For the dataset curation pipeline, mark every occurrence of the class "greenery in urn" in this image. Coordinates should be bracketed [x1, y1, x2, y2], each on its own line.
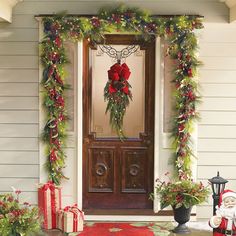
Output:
[0, 190, 41, 236]
[150, 173, 210, 209]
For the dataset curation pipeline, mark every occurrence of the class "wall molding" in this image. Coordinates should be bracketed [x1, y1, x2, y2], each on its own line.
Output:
[221, 0, 236, 22]
[0, 0, 23, 23]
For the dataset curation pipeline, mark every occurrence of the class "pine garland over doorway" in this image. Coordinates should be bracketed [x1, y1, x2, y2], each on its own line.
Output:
[40, 5, 203, 185]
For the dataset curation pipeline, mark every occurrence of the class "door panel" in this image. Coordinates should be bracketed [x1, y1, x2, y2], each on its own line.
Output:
[83, 35, 155, 211]
[88, 147, 115, 193]
[121, 147, 148, 193]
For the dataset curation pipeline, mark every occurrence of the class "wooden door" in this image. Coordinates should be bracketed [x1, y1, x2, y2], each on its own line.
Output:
[83, 35, 155, 211]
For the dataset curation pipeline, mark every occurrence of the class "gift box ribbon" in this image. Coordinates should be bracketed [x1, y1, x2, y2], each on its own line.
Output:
[39, 181, 61, 229]
[63, 205, 84, 232]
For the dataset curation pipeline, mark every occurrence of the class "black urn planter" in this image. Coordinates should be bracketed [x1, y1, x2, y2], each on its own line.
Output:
[172, 205, 192, 234]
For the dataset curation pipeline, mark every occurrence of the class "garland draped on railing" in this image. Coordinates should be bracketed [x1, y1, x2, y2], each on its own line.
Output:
[40, 5, 203, 184]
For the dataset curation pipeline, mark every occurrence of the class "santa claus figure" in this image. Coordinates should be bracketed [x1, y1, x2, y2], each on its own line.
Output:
[209, 189, 236, 236]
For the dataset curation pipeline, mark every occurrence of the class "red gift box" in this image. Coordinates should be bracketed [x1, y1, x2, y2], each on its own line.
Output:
[38, 181, 61, 229]
[57, 205, 84, 233]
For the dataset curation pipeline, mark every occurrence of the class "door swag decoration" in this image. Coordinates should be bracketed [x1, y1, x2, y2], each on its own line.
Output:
[104, 62, 132, 139]
[41, 5, 203, 184]
[101, 44, 139, 139]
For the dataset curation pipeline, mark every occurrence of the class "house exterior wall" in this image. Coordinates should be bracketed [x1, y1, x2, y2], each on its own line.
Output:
[0, 0, 234, 220]
[197, 22, 236, 219]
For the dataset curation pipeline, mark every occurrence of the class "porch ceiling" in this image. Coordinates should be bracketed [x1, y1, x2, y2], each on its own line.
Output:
[0, 0, 23, 23]
[0, 0, 233, 24]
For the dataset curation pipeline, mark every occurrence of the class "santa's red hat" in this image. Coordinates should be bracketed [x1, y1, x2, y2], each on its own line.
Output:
[218, 189, 236, 206]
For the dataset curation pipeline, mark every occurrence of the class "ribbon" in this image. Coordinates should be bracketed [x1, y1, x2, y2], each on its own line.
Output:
[51, 187, 56, 228]
[61, 205, 84, 232]
[41, 181, 55, 191]
[38, 181, 61, 229]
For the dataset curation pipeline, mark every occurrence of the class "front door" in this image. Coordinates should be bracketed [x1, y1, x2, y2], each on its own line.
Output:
[83, 35, 155, 211]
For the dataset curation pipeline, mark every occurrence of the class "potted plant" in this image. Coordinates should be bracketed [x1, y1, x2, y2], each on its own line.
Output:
[0, 191, 41, 236]
[151, 173, 210, 234]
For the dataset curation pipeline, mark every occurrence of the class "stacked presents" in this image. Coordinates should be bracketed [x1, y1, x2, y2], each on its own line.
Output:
[38, 181, 84, 234]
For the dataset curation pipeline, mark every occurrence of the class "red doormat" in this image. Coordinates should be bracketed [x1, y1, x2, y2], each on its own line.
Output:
[78, 222, 173, 236]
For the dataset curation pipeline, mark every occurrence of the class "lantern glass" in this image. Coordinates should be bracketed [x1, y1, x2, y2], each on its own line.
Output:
[208, 171, 228, 197]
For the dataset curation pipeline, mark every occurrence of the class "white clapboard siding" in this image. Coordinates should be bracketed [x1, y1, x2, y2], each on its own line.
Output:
[0, 178, 39, 191]
[0, 111, 38, 123]
[198, 152, 236, 166]
[0, 151, 38, 164]
[0, 42, 38, 55]
[197, 206, 213, 219]
[199, 42, 236, 57]
[0, 83, 38, 96]
[0, 56, 38, 69]
[200, 111, 236, 125]
[201, 84, 236, 97]
[198, 138, 236, 152]
[196, 29, 236, 219]
[0, 69, 38, 82]
[199, 97, 236, 111]
[200, 26, 236, 43]
[199, 125, 236, 138]
[0, 138, 38, 151]
[0, 29, 38, 42]
[198, 166, 236, 180]
[0, 15, 38, 29]
[199, 70, 236, 84]
[0, 97, 38, 110]
[201, 57, 236, 70]
[0, 124, 38, 137]
[0, 165, 38, 178]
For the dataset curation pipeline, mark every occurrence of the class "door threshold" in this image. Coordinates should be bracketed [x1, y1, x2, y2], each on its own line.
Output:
[85, 214, 197, 222]
[84, 209, 196, 222]
[84, 209, 173, 216]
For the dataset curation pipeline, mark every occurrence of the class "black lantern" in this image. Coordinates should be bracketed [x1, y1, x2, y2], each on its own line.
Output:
[208, 171, 228, 215]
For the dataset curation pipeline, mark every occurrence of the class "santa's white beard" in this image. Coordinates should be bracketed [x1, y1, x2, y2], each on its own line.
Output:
[217, 205, 236, 220]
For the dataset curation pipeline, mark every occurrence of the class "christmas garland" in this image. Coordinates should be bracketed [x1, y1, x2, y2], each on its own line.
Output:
[41, 5, 203, 184]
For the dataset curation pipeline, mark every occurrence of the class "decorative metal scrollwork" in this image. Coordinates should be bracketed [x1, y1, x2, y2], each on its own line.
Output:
[98, 44, 140, 63]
